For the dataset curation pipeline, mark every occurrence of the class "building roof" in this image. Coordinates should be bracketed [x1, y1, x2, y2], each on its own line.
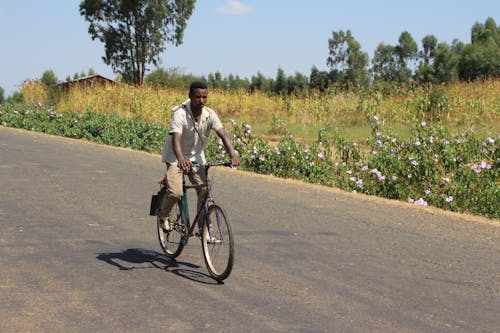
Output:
[56, 75, 115, 90]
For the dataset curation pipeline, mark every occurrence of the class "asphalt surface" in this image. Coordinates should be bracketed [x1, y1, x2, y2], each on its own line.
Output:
[0, 126, 499, 333]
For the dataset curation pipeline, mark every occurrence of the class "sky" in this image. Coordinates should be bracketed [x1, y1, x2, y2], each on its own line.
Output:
[1, 1, 498, 97]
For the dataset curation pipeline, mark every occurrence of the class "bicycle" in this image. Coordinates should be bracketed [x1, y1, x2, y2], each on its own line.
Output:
[156, 161, 234, 282]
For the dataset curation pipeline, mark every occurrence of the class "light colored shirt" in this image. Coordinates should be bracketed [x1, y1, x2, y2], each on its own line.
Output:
[161, 100, 223, 164]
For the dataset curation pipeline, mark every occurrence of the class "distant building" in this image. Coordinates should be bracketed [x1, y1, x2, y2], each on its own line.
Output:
[56, 75, 115, 91]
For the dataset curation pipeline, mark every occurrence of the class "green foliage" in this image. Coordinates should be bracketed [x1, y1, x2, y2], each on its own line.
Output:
[208, 119, 499, 219]
[459, 17, 500, 80]
[1, 102, 497, 219]
[413, 84, 449, 122]
[41, 70, 58, 86]
[327, 29, 370, 88]
[432, 42, 460, 83]
[459, 39, 500, 80]
[6, 91, 23, 104]
[0, 86, 4, 104]
[79, 0, 195, 85]
[372, 43, 398, 82]
[0, 103, 166, 152]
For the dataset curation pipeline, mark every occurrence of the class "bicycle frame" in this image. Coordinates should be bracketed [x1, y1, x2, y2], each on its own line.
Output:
[178, 163, 225, 239]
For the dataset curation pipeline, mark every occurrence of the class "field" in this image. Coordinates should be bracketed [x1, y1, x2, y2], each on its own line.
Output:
[21, 79, 499, 140]
[4, 79, 499, 219]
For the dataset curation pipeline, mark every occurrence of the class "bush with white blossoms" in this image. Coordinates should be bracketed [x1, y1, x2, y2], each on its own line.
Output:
[1, 103, 498, 219]
[208, 118, 498, 219]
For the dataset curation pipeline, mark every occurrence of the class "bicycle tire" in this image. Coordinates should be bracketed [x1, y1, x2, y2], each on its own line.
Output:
[157, 202, 185, 258]
[201, 204, 234, 281]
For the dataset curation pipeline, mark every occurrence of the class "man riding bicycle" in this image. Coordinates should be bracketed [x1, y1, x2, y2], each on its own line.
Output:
[159, 81, 239, 231]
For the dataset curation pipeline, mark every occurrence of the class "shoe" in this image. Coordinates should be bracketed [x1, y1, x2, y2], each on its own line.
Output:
[160, 217, 173, 231]
[204, 233, 220, 244]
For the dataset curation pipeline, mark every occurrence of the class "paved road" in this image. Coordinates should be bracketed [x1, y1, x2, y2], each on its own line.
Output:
[0, 126, 499, 333]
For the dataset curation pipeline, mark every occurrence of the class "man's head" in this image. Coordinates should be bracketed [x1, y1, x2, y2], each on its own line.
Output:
[189, 81, 208, 114]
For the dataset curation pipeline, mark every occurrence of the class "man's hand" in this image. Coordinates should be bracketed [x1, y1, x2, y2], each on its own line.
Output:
[177, 159, 192, 173]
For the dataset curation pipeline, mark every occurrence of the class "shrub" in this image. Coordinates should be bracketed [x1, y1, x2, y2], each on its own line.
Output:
[1, 103, 498, 219]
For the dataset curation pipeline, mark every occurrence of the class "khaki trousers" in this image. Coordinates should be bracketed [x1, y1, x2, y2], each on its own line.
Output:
[160, 162, 207, 226]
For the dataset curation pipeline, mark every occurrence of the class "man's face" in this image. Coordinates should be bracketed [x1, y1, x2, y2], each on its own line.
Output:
[189, 88, 208, 113]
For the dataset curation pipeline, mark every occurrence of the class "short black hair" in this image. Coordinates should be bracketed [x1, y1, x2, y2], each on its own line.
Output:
[189, 81, 208, 93]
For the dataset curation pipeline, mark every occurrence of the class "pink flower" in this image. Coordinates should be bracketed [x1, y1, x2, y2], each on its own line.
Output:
[415, 198, 428, 206]
[480, 161, 492, 169]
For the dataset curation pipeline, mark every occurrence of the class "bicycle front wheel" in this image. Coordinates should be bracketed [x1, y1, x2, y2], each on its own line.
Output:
[201, 204, 234, 281]
[157, 202, 185, 258]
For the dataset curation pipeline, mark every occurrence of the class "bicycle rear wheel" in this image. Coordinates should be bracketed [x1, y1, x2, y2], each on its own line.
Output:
[201, 204, 234, 281]
[157, 202, 185, 258]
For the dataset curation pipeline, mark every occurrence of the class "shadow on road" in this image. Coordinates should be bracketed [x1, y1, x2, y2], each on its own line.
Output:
[96, 248, 196, 271]
[97, 248, 220, 284]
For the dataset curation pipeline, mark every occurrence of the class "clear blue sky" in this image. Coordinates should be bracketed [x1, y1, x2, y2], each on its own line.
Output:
[1, 1, 498, 96]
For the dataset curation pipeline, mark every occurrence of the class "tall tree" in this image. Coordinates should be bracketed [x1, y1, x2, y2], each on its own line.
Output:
[394, 31, 418, 83]
[250, 72, 270, 92]
[433, 42, 459, 83]
[327, 30, 369, 88]
[459, 17, 499, 80]
[415, 35, 438, 83]
[274, 67, 287, 95]
[371, 43, 398, 82]
[419, 34, 438, 65]
[41, 70, 58, 86]
[80, 0, 195, 85]
[289, 72, 309, 95]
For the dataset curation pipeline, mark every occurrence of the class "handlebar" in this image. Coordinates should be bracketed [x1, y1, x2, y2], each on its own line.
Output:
[205, 161, 233, 168]
[159, 161, 233, 185]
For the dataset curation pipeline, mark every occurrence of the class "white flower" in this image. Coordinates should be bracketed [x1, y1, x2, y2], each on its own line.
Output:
[480, 161, 492, 169]
[415, 198, 428, 206]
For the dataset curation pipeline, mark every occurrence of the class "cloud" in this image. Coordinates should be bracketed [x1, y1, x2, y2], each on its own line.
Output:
[215, 0, 251, 15]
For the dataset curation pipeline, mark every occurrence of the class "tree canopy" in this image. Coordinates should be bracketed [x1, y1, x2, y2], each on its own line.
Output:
[327, 30, 369, 88]
[79, 0, 195, 85]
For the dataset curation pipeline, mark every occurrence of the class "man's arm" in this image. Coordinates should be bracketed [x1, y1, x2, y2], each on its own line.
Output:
[172, 132, 191, 172]
[215, 128, 239, 167]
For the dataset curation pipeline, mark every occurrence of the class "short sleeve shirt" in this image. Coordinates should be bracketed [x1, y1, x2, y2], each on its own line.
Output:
[161, 100, 223, 164]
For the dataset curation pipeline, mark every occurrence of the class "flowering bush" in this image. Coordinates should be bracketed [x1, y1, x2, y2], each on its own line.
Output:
[208, 118, 499, 219]
[1, 103, 498, 219]
[338, 118, 499, 218]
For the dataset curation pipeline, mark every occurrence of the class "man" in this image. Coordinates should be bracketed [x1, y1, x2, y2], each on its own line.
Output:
[159, 81, 239, 231]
